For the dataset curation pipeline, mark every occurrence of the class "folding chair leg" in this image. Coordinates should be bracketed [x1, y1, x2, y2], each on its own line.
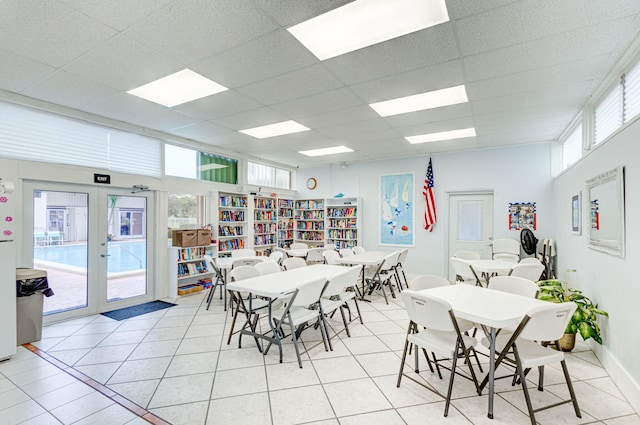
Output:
[433, 352, 443, 379]
[560, 359, 582, 418]
[290, 319, 303, 368]
[444, 340, 460, 417]
[339, 306, 350, 338]
[352, 297, 363, 324]
[513, 345, 537, 425]
[397, 332, 411, 387]
[226, 302, 241, 345]
[538, 365, 544, 391]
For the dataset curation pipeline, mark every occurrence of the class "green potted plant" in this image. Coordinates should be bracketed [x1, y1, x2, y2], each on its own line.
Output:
[536, 279, 609, 351]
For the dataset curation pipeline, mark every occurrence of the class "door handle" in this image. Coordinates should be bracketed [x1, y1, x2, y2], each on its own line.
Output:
[100, 254, 111, 257]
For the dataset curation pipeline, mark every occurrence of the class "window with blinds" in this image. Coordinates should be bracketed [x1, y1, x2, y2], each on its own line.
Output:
[594, 83, 623, 145]
[0, 102, 161, 176]
[624, 61, 640, 124]
[247, 161, 291, 189]
[562, 124, 582, 170]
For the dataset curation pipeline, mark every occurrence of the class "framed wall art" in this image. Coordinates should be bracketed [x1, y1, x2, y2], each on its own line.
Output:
[379, 173, 414, 246]
[571, 192, 581, 235]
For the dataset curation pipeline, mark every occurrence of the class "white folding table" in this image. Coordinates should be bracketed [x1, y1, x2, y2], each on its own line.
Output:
[226, 264, 352, 362]
[422, 284, 548, 419]
[465, 259, 515, 285]
[283, 248, 309, 258]
[212, 256, 268, 310]
[338, 251, 387, 301]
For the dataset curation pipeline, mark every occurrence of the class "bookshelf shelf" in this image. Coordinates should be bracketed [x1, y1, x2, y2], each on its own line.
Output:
[215, 192, 248, 256]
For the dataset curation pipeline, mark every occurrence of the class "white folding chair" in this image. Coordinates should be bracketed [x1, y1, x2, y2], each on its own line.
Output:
[352, 246, 366, 255]
[408, 275, 450, 291]
[306, 247, 325, 264]
[232, 257, 263, 268]
[265, 277, 329, 368]
[319, 266, 362, 345]
[397, 290, 482, 417]
[508, 263, 545, 282]
[395, 248, 409, 290]
[268, 250, 284, 265]
[364, 252, 399, 304]
[322, 250, 341, 265]
[324, 243, 337, 251]
[519, 257, 542, 264]
[484, 302, 581, 425]
[203, 255, 227, 311]
[226, 266, 266, 346]
[290, 242, 308, 250]
[450, 257, 482, 286]
[492, 238, 520, 262]
[255, 261, 282, 275]
[489, 275, 539, 298]
[454, 250, 481, 260]
[283, 257, 307, 270]
[339, 248, 354, 257]
[231, 248, 257, 258]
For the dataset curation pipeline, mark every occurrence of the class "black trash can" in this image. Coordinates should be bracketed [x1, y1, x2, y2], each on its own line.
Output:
[16, 268, 54, 345]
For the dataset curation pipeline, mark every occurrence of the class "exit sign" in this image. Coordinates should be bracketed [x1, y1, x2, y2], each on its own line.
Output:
[94, 174, 111, 184]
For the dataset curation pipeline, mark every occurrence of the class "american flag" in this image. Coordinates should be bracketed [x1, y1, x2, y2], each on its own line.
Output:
[423, 158, 436, 232]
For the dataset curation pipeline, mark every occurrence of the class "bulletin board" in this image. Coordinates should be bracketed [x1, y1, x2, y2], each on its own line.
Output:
[508, 202, 536, 230]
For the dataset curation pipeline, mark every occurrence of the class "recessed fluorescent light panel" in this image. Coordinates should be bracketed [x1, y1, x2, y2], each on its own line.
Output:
[127, 69, 227, 107]
[299, 146, 354, 157]
[406, 128, 476, 144]
[370, 85, 468, 117]
[288, 0, 449, 60]
[239, 120, 310, 139]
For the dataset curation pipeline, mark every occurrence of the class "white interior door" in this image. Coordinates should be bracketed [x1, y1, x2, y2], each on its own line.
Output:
[447, 192, 494, 280]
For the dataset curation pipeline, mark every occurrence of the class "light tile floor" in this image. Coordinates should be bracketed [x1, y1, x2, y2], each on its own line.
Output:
[1, 285, 639, 425]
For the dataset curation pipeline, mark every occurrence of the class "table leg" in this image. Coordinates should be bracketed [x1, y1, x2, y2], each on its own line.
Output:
[488, 326, 496, 419]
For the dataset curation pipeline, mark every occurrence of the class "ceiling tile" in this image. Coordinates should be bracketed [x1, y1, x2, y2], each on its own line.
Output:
[82, 92, 167, 122]
[211, 107, 288, 131]
[317, 118, 392, 139]
[58, 0, 174, 31]
[173, 90, 263, 121]
[348, 60, 465, 103]
[126, 0, 279, 63]
[168, 121, 233, 143]
[445, 0, 520, 20]
[64, 34, 183, 91]
[192, 29, 318, 88]
[21, 70, 120, 110]
[455, 0, 640, 56]
[296, 105, 380, 129]
[396, 117, 476, 138]
[382, 103, 473, 129]
[271, 88, 363, 118]
[323, 23, 460, 86]
[0, 0, 117, 68]
[124, 108, 203, 132]
[253, 0, 352, 26]
[236, 64, 344, 105]
[0, 51, 56, 93]
[462, 16, 638, 82]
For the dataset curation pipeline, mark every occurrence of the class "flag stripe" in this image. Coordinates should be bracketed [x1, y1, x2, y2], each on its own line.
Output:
[423, 158, 436, 232]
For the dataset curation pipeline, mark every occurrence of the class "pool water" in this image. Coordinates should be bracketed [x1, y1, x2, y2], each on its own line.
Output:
[34, 241, 147, 273]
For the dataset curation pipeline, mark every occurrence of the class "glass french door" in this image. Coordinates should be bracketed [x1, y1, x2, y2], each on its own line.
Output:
[23, 181, 154, 322]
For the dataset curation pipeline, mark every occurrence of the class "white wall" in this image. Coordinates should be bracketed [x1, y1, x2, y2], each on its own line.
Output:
[297, 143, 553, 276]
[551, 119, 640, 412]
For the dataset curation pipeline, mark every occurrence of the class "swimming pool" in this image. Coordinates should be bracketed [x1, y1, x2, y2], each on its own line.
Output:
[34, 241, 147, 273]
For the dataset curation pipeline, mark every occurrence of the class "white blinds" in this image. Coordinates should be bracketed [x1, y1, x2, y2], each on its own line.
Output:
[594, 84, 623, 145]
[248, 161, 291, 189]
[624, 61, 640, 124]
[562, 124, 582, 170]
[0, 102, 161, 177]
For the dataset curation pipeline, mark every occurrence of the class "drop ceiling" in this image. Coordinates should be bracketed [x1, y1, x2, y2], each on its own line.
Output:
[1, 0, 639, 168]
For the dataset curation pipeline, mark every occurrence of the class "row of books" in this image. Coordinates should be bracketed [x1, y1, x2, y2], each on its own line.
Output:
[254, 223, 277, 234]
[331, 240, 358, 249]
[254, 235, 275, 245]
[327, 229, 357, 239]
[328, 218, 357, 229]
[278, 209, 293, 217]
[298, 211, 324, 220]
[177, 247, 209, 261]
[218, 226, 243, 236]
[295, 200, 324, 209]
[278, 230, 293, 239]
[219, 238, 245, 251]
[177, 278, 212, 296]
[295, 231, 324, 241]
[177, 260, 208, 277]
[219, 195, 247, 208]
[327, 207, 357, 217]
[254, 210, 275, 221]
[278, 222, 294, 230]
[297, 221, 324, 230]
[254, 198, 277, 209]
[219, 210, 245, 221]
[278, 199, 294, 208]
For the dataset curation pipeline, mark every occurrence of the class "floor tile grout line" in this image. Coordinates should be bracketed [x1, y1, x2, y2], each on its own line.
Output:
[22, 343, 169, 424]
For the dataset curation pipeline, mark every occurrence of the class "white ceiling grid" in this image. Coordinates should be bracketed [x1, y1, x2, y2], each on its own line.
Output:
[0, 0, 639, 168]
